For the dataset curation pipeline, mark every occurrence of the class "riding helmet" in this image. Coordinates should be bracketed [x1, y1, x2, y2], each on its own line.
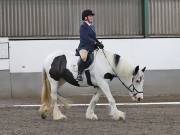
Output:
[82, 9, 95, 20]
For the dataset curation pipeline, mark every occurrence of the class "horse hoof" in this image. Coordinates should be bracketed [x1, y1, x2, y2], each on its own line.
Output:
[53, 115, 67, 120]
[111, 111, 126, 121]
[60, 115, 67, 120]
[86, 113, 98, 120]
[120, 112, 126, 121]
[41, 113, 47, 119]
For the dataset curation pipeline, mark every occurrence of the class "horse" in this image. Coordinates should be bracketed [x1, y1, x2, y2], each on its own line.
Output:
[39, 49, 146, 121]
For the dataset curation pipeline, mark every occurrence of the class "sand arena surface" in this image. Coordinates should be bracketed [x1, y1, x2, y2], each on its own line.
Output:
[0, 104, 180, 135]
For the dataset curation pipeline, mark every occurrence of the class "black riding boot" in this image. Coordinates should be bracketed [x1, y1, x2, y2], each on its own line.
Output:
[76, 59, 86, 81]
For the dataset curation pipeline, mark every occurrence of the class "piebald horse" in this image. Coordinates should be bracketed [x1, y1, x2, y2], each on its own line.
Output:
[39, 49, 146, 120]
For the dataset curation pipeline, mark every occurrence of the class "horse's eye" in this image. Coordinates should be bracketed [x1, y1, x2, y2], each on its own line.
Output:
[136, 80, 140, 83]
[137, 77, 143, 83]
[136, 80, 141, 83]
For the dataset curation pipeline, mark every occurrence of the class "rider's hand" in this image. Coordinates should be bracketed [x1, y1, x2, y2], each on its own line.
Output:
[95, 41, 104, 49]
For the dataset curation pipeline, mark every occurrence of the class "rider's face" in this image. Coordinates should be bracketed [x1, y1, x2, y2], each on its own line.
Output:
[85, 15, 94, 23]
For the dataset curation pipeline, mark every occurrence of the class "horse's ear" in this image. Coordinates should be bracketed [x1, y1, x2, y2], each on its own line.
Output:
[142, 67, 146, 72]
[133, 65, 139, 75]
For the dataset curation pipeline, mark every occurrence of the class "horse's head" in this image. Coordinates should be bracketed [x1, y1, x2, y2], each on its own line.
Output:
[129, 66, 146, 102]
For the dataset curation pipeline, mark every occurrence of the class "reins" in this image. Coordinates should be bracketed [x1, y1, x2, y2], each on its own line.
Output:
[101, 49, 143, 96]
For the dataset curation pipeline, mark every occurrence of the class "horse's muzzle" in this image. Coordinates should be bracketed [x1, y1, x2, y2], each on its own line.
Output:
[130, 93, 143, 102]
[136, 93, 143, 102]
[137, 97, 141, 102]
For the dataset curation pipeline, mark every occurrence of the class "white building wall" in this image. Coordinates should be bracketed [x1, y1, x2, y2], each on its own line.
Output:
[0, 59, 9, 70]
[9, 38, 180, 73]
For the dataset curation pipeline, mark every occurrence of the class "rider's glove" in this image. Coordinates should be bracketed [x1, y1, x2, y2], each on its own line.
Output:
[95, 41, 104, 49]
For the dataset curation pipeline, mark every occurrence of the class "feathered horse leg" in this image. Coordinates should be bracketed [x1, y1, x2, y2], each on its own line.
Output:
[49, 79, 67, 120]
[86, 90, 101, 120]
[96, 78, 126, 121]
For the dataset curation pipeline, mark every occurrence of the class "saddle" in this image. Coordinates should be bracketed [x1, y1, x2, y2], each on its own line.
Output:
[75, 49, 97, 87]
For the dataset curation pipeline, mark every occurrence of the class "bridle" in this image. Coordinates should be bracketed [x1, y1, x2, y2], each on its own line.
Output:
[101, 49, 143, 96]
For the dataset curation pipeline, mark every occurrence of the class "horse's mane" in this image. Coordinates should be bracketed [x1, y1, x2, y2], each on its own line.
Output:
[95, 49, 134, 79]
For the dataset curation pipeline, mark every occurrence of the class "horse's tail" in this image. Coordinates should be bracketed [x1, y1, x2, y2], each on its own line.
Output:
[39, 68, 51, 118]
[41, 68, 51, 105]
[40, 68, 71, 112]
